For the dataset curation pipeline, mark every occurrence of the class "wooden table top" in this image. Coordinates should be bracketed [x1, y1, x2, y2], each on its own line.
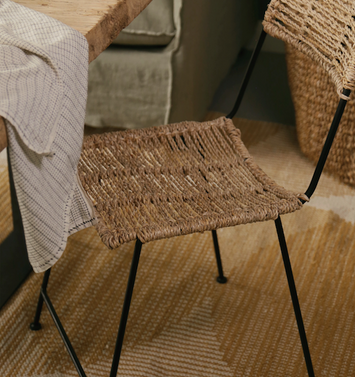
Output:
[0, 0, 152, 153]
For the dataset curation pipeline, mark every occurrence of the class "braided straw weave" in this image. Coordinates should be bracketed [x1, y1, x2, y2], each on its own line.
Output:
[78, 117, 303, 249]
[263, 0, 355, 99]
[286, 44, 355, 185]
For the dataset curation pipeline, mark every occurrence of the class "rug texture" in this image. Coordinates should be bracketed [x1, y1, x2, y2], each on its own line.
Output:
[1, 115, 355, 377]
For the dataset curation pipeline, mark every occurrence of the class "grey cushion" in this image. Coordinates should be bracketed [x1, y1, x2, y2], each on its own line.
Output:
[87, 0, 258, 130]
[113, 0, 175, 46]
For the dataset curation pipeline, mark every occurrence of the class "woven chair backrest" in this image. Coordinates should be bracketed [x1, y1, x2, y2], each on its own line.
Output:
[263, 0, 355, 98]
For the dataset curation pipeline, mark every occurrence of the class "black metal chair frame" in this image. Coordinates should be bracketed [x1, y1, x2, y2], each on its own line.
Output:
[29, 29, 350, 377]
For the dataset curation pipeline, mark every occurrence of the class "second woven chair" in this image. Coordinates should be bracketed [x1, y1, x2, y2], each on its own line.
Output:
[30, 0, 355, 375]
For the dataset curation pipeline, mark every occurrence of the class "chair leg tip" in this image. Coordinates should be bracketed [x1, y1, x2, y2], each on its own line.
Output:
[30, 322, 42, 331]
[216, 276, 227, 284]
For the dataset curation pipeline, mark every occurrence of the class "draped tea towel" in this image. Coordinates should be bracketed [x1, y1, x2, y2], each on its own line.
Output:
[0, 0, 96, 272]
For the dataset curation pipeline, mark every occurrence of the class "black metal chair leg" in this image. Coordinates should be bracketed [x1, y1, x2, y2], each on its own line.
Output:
[274, 216, 315, 377]
[304, 88, 350, 200]
[211, 230, 227, 284]
[227, 29, 267, 119]
[30, 268, 51, 331]
[110, 239, 143, 377]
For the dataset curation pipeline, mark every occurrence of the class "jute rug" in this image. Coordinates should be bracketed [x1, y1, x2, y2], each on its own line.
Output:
[1, 114, 355, 377]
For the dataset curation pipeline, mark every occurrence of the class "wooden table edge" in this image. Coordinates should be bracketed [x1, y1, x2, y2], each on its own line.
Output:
[0, 0, 152, 153]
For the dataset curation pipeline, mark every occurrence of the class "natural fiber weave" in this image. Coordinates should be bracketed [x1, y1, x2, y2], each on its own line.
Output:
[285, 44, 355, 185]
[78, 117, 303, 249]
[263, 0, 355, 99]
[3, 117, 355, 377]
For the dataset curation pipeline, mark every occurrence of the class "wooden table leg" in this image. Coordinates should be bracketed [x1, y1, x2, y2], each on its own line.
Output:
[0, 150, 32, 309]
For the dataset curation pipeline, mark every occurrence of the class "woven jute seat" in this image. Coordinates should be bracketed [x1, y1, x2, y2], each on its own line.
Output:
[30, 1, 351, 375]
[78, 117, 304, 249]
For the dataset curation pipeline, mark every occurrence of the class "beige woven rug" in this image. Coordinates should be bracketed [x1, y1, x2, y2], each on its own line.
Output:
[1, 114, 355, 377]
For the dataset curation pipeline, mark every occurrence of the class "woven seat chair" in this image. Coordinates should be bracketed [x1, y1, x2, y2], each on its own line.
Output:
[29, 0, 355, 376]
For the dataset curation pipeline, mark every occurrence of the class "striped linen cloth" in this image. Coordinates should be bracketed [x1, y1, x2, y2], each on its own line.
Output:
[0, 0, 96, 272]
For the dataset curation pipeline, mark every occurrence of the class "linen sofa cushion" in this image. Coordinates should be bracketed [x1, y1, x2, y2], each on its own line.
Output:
[113, 0, 175, 46]
[86, 0, 257, 130]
